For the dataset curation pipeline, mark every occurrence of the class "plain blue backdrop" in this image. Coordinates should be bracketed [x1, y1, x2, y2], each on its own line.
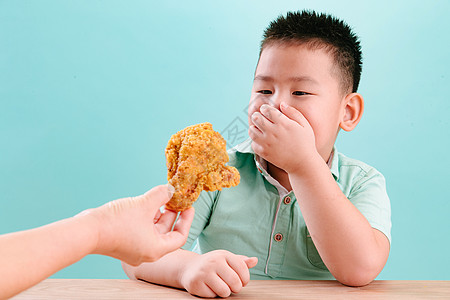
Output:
[1, 0, 449, 280]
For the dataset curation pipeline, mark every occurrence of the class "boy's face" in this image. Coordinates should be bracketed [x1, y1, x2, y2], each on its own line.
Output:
[248, 43, 346, 162]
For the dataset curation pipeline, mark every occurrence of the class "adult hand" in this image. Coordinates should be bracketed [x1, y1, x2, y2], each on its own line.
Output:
[0, 184, 195, 299]
[77, 185, 195, 266]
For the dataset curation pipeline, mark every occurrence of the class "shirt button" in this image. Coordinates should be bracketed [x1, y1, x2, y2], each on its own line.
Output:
[274, 233, 283, 242]
[283, 196, 291, 205]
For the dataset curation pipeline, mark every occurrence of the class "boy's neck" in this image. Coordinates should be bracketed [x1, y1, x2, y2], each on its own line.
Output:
[266, 149, 334, 192]
[267, 162, 292, 191]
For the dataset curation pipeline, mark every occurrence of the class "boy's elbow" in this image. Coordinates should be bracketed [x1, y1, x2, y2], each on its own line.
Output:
[333, 261, 382, 287]
[336, 272, 374, 287]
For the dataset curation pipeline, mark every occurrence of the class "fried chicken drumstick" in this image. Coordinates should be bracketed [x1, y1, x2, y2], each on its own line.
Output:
[165, 122, 240, 212]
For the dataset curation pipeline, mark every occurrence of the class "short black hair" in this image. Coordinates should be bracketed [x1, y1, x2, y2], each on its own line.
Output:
[260, 10, 362, 94]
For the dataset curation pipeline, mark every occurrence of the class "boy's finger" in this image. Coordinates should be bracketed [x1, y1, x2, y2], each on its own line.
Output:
[195, 282, 218, 298]
[236, 255, 258, 269]
[205, 276, 232, 298]
[248, 124, 263, 141]
[279, 102, 309, 127]
[260, 104, 283, 123]
[251, 111, 268, 131]
[216, 266, 243, 294]
[250, 141, 265, 158]
[244, 257, 258, 269]
[232, 255, 256, 286]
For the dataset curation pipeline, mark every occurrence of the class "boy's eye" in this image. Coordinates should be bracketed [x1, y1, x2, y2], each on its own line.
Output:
[292, 91, 309, 96]
[257, 90, 272, 95]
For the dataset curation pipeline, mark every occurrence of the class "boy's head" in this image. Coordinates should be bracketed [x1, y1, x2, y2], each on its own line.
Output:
[248, 10, 365, 162]
[260, 10, 362, 95]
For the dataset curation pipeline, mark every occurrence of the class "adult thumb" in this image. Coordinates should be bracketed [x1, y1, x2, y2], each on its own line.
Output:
[142, 184, 175, 209]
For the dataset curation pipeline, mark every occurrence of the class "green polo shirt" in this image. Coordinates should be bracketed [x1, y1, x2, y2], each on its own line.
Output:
[182, 138, 391, 280]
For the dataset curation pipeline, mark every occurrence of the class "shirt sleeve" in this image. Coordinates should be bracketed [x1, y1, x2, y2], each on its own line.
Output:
[348, 168, 392, 243]
[181, 190, 218, 250]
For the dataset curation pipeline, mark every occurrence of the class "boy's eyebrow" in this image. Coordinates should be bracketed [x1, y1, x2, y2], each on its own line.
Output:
[254, 75, 318, 84]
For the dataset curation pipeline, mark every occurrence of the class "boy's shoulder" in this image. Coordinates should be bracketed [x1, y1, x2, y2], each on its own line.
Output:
[331, 150, 387, 191]
[333, 150, 378, 174]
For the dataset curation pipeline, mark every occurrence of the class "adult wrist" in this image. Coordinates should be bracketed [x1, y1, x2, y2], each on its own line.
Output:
[72, 209, 102, 256]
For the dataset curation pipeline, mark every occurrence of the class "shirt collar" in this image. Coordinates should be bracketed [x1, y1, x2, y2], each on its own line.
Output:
[230, 137, 254, 154]
[231, 137, 339, 179]
[329, 147, 339, 180]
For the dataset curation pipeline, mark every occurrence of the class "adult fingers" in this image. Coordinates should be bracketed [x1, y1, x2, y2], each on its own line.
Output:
[153, 209, 162, 223]
[172, 207, 195, 237]
[155, 228, 189, 258]
[154, 209, 179, 233]
[142, 184, 176, 230]
[156, 208, 195, 251]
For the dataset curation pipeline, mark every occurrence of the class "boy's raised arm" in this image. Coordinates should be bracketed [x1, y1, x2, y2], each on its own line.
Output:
[249, 102, 390, 286]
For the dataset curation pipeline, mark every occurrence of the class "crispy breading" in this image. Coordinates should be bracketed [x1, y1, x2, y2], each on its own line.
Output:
[165, 122, 240, 211]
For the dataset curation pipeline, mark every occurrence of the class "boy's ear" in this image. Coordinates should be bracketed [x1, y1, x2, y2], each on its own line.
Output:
[339, 93, 364, 132]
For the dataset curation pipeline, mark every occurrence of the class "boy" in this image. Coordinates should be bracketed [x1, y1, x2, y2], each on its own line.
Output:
[123, 10, 391, 298]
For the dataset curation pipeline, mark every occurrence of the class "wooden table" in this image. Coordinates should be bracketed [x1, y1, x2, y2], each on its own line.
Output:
[12, 279, 449, 299]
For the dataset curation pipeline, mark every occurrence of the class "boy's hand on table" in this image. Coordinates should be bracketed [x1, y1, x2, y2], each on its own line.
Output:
[249, 102, 316, 174]
[75, 185, 195, 266]
[180, 250, 258, 298]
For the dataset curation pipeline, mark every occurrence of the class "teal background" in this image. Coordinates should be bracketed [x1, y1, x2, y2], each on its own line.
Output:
[1, 0, 449, 280]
